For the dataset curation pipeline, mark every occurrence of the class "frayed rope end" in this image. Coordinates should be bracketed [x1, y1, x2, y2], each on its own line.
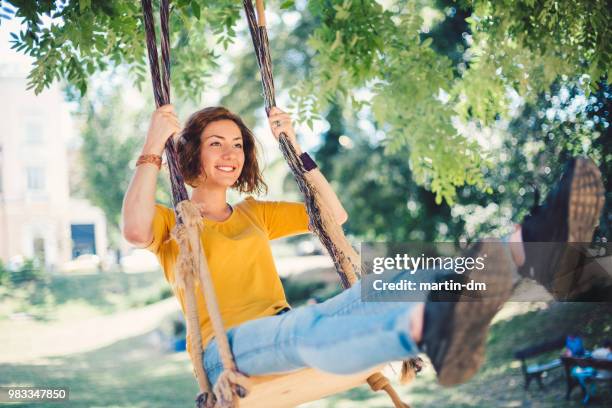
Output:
[400, 357, 424, 384]
[212, 369, 252, 407]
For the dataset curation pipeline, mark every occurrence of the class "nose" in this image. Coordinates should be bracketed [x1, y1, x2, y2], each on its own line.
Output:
[221, 146, 237, 159]
[221, 146, 235, 156]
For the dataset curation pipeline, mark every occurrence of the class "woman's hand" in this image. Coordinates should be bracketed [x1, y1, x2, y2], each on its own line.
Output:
[268, 107, 299, 148]
[142, 104, 181, 155]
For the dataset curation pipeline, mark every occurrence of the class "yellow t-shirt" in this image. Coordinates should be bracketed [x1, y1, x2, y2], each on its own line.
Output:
[146, 196, 310, 359]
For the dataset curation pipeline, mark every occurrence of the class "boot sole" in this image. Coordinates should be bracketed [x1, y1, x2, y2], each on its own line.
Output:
[568, 158, 605, 242]
[551, 158, 605, 298]
[436, 240, 514, 386]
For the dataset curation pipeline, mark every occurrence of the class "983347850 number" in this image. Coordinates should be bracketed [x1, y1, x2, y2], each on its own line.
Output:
[0, 386, 69, 402]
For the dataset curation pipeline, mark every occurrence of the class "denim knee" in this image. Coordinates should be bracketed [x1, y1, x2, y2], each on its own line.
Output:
[294, 306, 416, 374]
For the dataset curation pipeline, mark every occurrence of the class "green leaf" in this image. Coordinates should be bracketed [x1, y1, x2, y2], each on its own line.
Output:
[191, 1, 200, 20]
[421, 38, 433, 48]
[80, 0, 91, 13]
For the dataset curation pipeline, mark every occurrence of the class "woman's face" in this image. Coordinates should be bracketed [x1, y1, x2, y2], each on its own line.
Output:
[198, 119, 245, 188]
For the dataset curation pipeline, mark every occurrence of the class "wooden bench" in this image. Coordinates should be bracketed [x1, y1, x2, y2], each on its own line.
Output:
[514, 336, 566, 390]
[561, 356, 612, 402]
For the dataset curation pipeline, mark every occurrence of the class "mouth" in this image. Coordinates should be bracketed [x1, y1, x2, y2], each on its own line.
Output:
[215, 165, 237, 173]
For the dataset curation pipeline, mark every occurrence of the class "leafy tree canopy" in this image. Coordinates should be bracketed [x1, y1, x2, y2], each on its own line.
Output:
[2, 0, 609, 204]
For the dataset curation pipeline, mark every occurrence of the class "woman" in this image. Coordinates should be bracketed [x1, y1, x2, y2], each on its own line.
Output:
[122, 104, 604, 389]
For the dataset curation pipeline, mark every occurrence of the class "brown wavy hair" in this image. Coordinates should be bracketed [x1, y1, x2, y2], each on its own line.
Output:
[176, 106, 267, 194]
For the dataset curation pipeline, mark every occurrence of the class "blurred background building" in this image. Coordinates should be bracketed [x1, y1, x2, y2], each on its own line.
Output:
[0, 62, 108, 272]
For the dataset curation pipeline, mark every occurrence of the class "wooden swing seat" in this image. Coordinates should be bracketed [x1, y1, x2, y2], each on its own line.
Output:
[239, 366, 384, 408]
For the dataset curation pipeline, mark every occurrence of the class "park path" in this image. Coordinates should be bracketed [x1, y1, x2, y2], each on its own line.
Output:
[0, 255, 334, 365]
[0, 297, 180, 364]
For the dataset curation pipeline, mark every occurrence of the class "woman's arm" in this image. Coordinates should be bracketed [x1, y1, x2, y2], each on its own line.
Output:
[268, 107, 348, 225]
[122, 104, 181, 246]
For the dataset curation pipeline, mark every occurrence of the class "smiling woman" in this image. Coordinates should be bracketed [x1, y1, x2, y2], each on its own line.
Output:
[120, 101, 363, 405]
[120, 101, 349, 245]
[176, 107, 266, 204]
[119, 100, 354, 348]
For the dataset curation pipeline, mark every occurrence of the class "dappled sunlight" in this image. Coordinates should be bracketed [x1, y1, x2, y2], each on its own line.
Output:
[493, 298, 551, 324]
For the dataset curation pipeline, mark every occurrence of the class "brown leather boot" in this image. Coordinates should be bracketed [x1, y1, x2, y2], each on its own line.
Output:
[419, 240, 514, 386]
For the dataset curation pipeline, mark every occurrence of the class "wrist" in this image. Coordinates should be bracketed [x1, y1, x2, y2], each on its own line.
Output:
[136, 154, 162, 170]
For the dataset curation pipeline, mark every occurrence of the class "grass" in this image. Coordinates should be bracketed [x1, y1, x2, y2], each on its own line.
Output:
[303, 302, 612, 408]
[1, 272, 611, 407]
[0, 271, 171, 322]
[0, 270, 333, 323]
[406, 302, 612, 407]
[0, 328, 198, 407]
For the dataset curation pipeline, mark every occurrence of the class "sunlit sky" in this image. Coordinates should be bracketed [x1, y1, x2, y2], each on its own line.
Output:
[0, 18, 30, 70]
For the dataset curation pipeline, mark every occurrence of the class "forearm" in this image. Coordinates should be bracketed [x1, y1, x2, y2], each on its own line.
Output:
[306, 168, 348, 224]
[121, 144, 162, 246]
[122, 104, 181, 246]
[289, 139, 348, 225]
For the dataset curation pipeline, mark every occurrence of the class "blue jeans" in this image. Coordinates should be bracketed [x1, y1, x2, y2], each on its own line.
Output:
[203, 269, 447, 387]
[571, 366, 597, 404]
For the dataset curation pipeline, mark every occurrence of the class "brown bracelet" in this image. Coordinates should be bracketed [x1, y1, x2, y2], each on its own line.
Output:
[136, 154, 162, 169]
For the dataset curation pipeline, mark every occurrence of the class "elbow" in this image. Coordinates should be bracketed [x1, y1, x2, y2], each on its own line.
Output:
[122, 225, 152, 247]
[121, 204, 152, 246]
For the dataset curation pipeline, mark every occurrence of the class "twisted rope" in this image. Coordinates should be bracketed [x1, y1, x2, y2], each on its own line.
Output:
[159, 0, 171, 104]
[243, 0, 359, 289]
[141, 0, 188, 208]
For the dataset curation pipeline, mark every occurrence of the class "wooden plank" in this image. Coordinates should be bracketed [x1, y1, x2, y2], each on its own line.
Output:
[239, 366, 383, 408]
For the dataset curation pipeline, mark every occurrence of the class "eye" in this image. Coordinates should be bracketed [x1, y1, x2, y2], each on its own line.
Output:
[234, 143, 243, 148]
[210, 141, 221, 147]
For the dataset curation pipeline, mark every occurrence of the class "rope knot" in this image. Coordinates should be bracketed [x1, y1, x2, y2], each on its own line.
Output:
[177, 200, 204, 228]
[171, 200, 204, 291]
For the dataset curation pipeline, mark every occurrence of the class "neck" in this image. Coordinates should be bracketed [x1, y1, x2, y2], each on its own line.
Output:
[191, 184, 229, 214]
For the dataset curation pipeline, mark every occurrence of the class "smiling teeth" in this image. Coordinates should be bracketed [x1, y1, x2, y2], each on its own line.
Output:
[216, 166, 235, 172]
